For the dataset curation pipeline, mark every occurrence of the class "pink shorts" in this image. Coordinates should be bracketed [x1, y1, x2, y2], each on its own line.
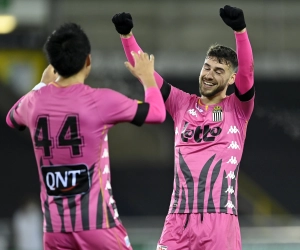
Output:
[44, 223, 132, 250]
[157, 213, 241, 250]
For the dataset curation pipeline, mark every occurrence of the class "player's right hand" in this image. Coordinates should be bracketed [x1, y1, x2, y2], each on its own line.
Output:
[112, 12, 133, 35]
[219, 5, 246, 31]
[41, 64, 58, 84]
[124, 51, 154, 80]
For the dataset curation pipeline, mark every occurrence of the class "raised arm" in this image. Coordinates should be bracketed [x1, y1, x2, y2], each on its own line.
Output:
[97, 51, 166, 126]
[125, 51, 166, 124]
[111, 12, 194, 120]
[220, 5, 254, 119]
[234, 30, 254, 96]
[220, 5, 254, 96]
[112, 13, 164, 89]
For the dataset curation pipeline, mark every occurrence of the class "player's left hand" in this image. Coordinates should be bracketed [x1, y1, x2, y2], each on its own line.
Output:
[41, 65, 58, 84]
[112, 12, 133, 35]
[219, 5, 246, 32]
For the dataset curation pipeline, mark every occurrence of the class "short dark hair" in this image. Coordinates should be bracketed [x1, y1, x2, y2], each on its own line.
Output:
[44, 23, 91, 78]
[206, 44, 238, 72]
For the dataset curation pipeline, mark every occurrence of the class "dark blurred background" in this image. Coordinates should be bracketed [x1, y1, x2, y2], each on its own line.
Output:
[0, 0, 299, 249]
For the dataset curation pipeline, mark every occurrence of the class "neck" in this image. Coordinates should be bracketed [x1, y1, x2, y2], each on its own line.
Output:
[200, 93, 227, 105]
[55, 72, 85, 87]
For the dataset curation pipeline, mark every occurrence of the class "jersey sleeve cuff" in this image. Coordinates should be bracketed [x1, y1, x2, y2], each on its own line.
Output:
[121, 35, 137, 47]
[234, 30, 249, 41]
[9, 109, 26, 131]
[32, 82, 47, 91]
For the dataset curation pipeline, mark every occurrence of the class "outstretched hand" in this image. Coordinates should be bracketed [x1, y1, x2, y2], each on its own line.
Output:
[220, 5, 246, 32]
[124, 51, 154, 80]
[112, 12, 133, 35]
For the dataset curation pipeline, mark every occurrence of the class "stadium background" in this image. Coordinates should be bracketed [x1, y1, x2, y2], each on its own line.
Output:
[0, 0, 299, 249]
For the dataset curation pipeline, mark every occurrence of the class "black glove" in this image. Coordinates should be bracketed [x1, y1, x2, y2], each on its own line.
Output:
[219, 5, 246, 31]
[112, 12, 133, 35]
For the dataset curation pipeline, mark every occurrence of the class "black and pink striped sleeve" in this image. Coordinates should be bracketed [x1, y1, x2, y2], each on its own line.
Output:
[6, 95, 28, 131]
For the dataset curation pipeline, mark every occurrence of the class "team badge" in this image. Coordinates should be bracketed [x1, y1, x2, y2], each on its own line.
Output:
[157, 245, 168, 250]
[212, 106, 223, 122]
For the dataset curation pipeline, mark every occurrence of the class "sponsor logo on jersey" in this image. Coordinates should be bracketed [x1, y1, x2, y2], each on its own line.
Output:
[188, 109, 197, 117]
[41, 164, 90, 197]
[228, 141, 240, 150]
[102, 148, 109, 158]
[225, 170, 236, 179]
[212, 106, 223, 122]
[103, 164, 110, 174]
[225, 200, 236, 209]
[227, 125, 240, 134]
[226, 156, 238, 165]
[225, 186, 235, 194]
[172, 199, 178, 208]
[181, 122, 222, 143]
[195, 101, 204, 113]
[157, 245, 168, 250]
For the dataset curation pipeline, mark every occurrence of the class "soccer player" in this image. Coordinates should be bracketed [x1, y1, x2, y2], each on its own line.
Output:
[6, 23, 166, 250]
[112, 5, 254, 250]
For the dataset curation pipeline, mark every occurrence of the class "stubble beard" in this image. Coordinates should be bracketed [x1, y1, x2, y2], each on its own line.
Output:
[199, 80, 227, 98]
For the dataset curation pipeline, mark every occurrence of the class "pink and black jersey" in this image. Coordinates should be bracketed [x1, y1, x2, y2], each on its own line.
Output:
[162, 83, 254, 215]
[121, 31, 254, 216]
[6, 83, 162, 232]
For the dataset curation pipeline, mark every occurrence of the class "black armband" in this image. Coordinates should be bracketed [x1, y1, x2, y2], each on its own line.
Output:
[235, 85, 255, 102]
[9, 109, 26, 131]
[131, 103, 150, 126]
[160, 80, 171, 102]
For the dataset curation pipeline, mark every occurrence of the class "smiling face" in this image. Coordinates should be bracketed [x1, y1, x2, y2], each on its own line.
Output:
[199, 44, 238, 100]
[199, 57, 236, 98]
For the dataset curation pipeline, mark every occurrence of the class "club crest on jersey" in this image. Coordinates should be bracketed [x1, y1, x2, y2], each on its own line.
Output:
[212, 106, 223, 122]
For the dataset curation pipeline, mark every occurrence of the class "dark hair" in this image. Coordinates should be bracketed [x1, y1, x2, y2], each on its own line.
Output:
[44, 23, 91, 78]
[206, 44, 238, 72]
